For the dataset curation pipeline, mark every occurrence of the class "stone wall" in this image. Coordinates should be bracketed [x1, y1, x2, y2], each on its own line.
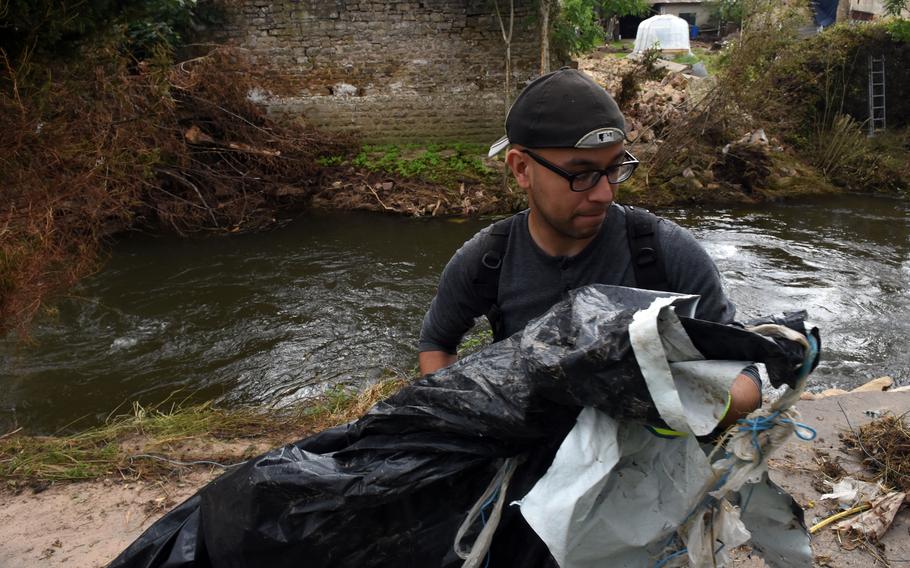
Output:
[216, 0, 543, 143]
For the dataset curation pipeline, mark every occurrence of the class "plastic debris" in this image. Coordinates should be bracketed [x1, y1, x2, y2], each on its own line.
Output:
[835, 491, 907, 543]
[110, 285, 819, 568]
[820, 477, 885, 509]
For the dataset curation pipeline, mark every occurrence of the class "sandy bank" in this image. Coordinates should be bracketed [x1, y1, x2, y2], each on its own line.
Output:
[2, 388, 909, 567]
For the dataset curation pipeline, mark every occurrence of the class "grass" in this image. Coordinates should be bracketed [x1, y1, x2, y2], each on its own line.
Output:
[0, 377, 408, 485]
[321, 143, 498, 187]
[671, 53, 701, 65]
[668, 46, 725, 74]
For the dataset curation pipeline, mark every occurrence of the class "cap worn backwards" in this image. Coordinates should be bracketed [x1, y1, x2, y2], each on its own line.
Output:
[488, 67, 626, 158]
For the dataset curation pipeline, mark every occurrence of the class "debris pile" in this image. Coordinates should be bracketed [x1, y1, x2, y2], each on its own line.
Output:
[579, 55, 692, 146]
[843, 414, 910, 493]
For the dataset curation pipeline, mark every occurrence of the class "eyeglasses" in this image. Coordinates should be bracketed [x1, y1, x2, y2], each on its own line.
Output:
[522, 148, 639, 191]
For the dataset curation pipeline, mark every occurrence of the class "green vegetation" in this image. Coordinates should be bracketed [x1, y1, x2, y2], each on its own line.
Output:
[325, 143, 498, 187]
[706, 0, 745, 28]
[883, 0, 910, 17]
[0, 378, 408, 484]
[0, 0, 223, 61]
[644, 4, 910, 202]
[552, 0, 649, 56]
[671, 54, 701, 65]
[459, 328, 494, 355]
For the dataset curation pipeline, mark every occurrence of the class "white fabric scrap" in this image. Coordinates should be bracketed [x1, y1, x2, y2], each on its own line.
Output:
[628, 296, 699, 433]
[519, 408, 715, 568]
[629, 296, 748, 436]
[684, 500, 751, 568]
[820, 477, 884, 509]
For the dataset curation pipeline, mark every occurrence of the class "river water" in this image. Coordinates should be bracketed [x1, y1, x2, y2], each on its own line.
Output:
[1, 194, 908, 434]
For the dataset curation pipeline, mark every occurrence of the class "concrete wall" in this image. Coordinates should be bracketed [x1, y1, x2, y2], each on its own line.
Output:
[850, 0, 910, 17]
[216, 0, 542, 144]
[652, 3, 714, 27]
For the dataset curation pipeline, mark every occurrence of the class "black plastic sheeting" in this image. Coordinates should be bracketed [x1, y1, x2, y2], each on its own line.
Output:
[110, 285, 818, 568]
[812, 0, 839, 27]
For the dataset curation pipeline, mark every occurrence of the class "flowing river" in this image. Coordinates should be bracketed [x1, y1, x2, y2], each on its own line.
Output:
[1, 194, 908, 434]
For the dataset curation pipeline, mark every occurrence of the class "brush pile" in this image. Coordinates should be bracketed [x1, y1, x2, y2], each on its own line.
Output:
[0, 47, 353, 335]
[842, 414, 910, 493]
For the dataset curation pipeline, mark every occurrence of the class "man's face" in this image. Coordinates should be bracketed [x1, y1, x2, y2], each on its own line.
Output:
[508, 144, 625, 242]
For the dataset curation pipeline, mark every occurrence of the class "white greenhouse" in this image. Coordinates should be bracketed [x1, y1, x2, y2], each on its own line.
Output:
[632, 14, 692, 55]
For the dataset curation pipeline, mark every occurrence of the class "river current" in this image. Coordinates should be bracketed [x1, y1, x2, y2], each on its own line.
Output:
[1, 194, 907, 433]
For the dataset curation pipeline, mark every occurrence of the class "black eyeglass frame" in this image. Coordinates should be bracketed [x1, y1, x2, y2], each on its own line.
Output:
[521, 148, 639, 191]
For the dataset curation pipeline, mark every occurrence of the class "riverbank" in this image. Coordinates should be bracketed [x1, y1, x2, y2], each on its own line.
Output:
[4, 23, 909, 337]
[3, 377, 910, 567]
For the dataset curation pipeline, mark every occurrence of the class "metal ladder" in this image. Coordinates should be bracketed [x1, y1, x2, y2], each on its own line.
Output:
[868, 55, 886, 136]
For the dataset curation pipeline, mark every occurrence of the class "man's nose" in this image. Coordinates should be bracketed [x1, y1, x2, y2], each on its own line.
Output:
[586, 174, 615, 203]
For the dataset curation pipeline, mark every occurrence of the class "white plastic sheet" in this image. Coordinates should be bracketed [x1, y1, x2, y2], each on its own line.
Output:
[518, 408, 713, 568]
[633, 14, 692, 54]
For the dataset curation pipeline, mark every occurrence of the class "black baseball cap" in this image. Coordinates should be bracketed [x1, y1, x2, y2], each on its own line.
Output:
[488, 67, 626, 157]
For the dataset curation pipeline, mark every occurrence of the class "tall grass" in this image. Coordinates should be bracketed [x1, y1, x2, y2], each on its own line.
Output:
[0, 378, 408, 484]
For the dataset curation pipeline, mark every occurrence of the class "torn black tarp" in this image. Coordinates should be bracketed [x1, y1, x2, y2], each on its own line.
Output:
[110, 285, 817, 568]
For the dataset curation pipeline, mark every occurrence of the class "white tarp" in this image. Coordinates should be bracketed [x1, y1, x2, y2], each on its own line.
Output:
[633, 14, 692, 54]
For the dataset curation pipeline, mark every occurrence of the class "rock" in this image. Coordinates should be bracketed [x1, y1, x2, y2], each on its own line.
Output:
[851, 376, 894, 393]
[749, 129, 768, 145]
[275, 185, 308, 197]
[816, 388, 849, 398]
[331, 82, 358, 97]
[690, 62, 708, 78]
[654, 59, 689, 74]
[381, 181, 394, 191]
[682, 168, 695, 178]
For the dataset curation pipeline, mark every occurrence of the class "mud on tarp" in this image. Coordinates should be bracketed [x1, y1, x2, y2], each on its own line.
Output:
[110, 285, 817, 568]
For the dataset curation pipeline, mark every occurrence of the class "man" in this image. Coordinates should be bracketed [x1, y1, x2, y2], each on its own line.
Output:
[418, 67, 760, 426]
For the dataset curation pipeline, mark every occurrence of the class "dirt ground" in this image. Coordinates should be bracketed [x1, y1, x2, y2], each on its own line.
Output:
[765, 389, 910, 566]
[2, 389, 909, 567]
[0, 470, 219, 568]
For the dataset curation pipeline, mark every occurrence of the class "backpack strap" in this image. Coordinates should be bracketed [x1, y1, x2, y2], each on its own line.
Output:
[624, 205, 671, 292]
[473, 216, 514, 341]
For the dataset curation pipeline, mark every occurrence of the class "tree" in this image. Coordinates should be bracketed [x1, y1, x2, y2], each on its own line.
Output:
[540, 0, 552, 73]
[597, 0, 650, 40]
[551, 0, 649, 56]
[883, 0, 909, 17]
[708, 0, 745, 29]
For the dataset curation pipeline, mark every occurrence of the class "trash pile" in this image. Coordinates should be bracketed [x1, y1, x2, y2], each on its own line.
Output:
[110, 285, 819, 568]
[805, 414, 910, 548]
[579, 56, 697, 146]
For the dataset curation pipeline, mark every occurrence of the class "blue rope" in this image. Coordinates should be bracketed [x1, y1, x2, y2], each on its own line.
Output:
[796, 334, 819, 381]
[737, 411, 780, 460]
[653, 547, 688, 568]
[779, 418, 817, 440]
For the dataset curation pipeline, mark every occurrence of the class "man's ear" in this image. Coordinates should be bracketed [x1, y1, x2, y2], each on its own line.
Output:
[506, 148, 531, 189]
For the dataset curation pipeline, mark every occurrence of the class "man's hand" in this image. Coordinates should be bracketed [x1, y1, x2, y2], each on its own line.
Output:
[418, 351, 457, 376]
[718, 373, 763, 430]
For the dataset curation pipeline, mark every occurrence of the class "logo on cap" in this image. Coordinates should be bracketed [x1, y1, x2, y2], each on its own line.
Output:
[577, 127, 624, 148]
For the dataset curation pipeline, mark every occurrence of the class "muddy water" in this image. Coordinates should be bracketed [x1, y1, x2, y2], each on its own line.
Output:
[1, 194, 907, 434]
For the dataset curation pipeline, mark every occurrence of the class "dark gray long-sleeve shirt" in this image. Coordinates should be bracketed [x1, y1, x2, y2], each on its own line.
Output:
[419, 205, 736, 354]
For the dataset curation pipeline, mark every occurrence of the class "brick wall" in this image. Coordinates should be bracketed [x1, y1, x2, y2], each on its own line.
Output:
[217, 0, 543, 143]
